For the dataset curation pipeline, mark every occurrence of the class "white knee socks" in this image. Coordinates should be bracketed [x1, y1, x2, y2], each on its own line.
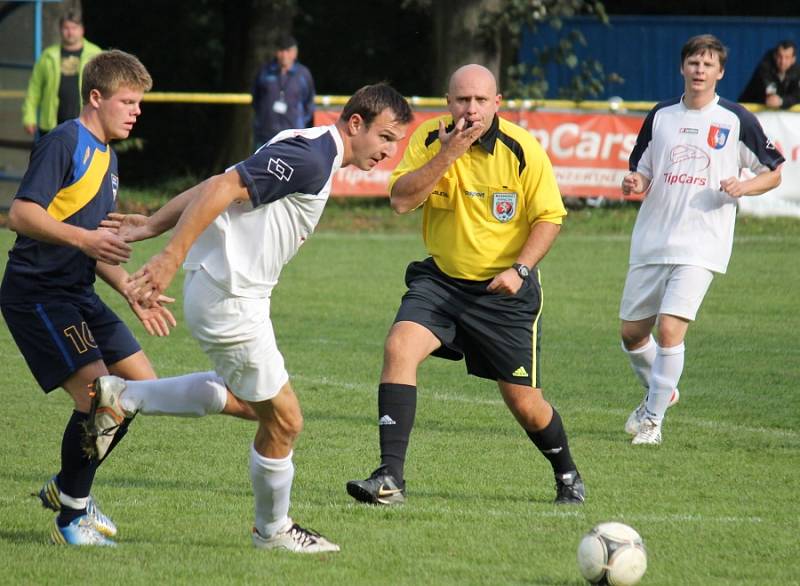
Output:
[645, 343, 685, 421]
[250, 445, 294, 538]
[623, 334, 657, 393]
[119, 371, 227, 417]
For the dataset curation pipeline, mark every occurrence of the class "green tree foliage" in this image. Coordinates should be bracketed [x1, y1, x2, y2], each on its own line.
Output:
[403, 0, 619, 100]
[484, 0, 622, 100]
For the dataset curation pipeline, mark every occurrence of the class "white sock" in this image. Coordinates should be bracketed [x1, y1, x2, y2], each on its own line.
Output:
[623, 334, 656, 394]
[645, 343, 685, 421]
[59, 492, 89, 510]
[250, 444, 294, 538]
[119, 372, 227, 417]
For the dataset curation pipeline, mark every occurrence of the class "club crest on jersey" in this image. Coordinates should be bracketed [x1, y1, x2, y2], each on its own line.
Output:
[111, 174, 119, 201]
[492, 192, 517, 222]
[707, 125, 731, 149]
[267, 157, 294, 181]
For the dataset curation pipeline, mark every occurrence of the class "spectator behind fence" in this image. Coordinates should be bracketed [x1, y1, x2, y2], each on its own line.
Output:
[738, 40, 800, 109]
[251, 33, 315, 150]
[21, 10, 102, 137]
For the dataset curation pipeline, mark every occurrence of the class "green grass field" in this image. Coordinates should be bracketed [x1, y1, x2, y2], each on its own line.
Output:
[0, 207, 797, 585]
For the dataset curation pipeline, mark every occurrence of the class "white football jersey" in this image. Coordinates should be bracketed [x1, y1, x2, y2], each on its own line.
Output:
[184, 125, 344, 297]
[628, 95, 783, 273]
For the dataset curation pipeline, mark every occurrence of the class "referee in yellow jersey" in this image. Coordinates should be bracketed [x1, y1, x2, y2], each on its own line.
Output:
[347, 64, 585, 506]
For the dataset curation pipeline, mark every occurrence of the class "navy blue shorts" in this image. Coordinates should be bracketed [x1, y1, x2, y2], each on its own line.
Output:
[1, 294, 141, 392]
[394, 258, 543, 387]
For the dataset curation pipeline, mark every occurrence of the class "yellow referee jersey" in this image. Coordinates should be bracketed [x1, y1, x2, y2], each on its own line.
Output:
[388, 115, 566, 281]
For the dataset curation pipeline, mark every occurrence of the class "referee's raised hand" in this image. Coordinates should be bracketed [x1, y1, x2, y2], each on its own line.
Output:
[438, 117, 484, 160]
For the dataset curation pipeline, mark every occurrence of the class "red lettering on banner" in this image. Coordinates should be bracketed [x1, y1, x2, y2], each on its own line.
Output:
[318, 109, 645, 198]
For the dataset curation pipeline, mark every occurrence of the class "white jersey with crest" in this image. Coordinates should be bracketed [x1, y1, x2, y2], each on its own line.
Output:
[628, 95, 783, 273]
[184, 125, 344, 297]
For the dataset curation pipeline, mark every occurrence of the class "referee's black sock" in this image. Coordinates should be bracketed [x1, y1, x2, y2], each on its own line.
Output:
[57, 411, 98, 526]
[526, 408, 577, 475]
[378, 383, 417, 484]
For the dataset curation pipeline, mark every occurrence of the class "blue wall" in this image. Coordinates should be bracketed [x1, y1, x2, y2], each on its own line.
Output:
[519, 15, 800, 102]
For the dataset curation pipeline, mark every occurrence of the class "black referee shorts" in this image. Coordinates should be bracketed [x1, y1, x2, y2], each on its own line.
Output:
[394, 257, 543, 387]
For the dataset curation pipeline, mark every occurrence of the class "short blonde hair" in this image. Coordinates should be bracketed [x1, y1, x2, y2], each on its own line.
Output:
[81, 49, 153, 104]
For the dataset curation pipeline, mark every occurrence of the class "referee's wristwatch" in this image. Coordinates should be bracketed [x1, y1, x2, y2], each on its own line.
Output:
[512, 263, 530, 279]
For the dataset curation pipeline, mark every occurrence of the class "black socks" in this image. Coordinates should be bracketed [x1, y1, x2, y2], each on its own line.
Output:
[526, 408, 577, 475]
[378, 383, 417, 483]
[57, 410, 98, 526]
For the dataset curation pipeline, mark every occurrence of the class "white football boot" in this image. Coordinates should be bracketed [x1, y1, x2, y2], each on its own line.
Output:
[631, 417, 663, 445]
[86, 376, 131, 460]
[625, 388, 680, 436]
[252, 519, 340, 553]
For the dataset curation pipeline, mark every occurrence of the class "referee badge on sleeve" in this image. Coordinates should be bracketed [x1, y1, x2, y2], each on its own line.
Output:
[492, 192, 517, 222]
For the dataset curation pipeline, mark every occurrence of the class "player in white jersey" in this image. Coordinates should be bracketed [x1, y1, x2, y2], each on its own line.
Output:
[90, 83, 413, 551]
[619, 34, 784, 446]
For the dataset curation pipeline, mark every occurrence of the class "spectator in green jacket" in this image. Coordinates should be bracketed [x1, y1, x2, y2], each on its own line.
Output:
[22, 10, 102, 136]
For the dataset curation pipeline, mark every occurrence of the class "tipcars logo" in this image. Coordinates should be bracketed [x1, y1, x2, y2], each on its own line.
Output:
[665, 144, 710, 187]
[267, 158, 294, 181]
[529, 124, 637, 161]
[669, 144, 710, 170]
[662, 172, 707, 186]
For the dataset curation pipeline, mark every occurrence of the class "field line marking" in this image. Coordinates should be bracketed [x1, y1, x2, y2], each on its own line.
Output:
[294, 501, 765, 525]
[293, 373, 799, 439]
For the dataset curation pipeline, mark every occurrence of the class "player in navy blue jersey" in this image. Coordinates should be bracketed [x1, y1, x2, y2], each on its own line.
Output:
[1, 50, 254, 546]
[91, 83, 413, 553]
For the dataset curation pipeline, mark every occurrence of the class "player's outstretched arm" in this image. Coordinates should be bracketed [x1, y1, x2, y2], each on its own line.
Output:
[126, 169, 250, 306]
[8, 199, 131, 264]
[100, 212, 150, 242]
[96, 261, 177, 337]
[100, 183, 211, 243]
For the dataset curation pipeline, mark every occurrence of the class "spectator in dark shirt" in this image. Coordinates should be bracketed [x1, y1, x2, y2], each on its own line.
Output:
[251, 34, 315, 150]
[739, 40, 800, 110]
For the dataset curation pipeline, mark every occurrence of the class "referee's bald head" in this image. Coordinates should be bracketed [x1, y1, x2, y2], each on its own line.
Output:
[448, 64, 497, 96]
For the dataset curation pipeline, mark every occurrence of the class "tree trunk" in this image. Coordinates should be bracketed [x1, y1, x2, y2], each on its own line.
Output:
[431, 0, 501, 95]
[213, 0, 297, 171]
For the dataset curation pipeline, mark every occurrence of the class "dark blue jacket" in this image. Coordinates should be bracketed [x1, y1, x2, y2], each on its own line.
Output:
[252, 60, 315, 145]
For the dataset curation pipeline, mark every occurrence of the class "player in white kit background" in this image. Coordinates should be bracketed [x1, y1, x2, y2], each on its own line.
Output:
[91, 83, 413, 552]
[619, 34, 784, 446]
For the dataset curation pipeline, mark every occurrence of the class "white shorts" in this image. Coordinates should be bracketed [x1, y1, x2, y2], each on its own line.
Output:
[619, 264, 714, 322]
[183, 269, 289, 402]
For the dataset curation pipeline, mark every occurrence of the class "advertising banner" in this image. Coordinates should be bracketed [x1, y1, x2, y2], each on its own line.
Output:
[320, 109, 800, 217]
[738, 111, 800, 218]
[318, 109, 645, 199]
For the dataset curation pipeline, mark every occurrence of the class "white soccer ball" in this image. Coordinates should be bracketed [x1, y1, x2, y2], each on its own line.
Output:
[576, 522, 647, 586]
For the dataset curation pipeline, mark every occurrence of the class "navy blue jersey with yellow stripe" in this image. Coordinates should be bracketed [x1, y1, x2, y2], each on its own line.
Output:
[1, 120, 118, 303]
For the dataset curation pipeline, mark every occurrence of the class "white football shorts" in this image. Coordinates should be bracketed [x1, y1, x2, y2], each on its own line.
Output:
[183, 268, 289, 402]
[619, 264, 714, 322]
